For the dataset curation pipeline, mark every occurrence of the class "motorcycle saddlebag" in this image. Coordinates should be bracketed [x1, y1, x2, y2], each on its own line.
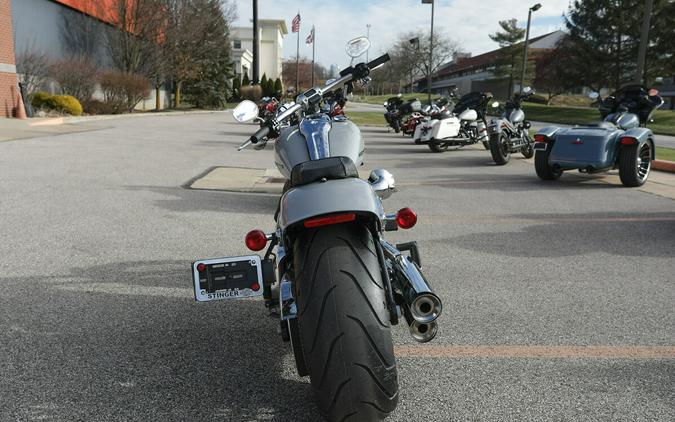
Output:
[400, 99, 422, 114]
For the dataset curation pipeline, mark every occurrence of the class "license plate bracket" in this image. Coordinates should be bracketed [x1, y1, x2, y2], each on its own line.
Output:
[533, 143, 547, 151]
[192, 255, 263, 302]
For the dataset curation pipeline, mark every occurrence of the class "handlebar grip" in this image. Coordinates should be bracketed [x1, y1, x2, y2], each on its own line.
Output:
[250, 125, 270, 144]
[367, 53, 390, 70]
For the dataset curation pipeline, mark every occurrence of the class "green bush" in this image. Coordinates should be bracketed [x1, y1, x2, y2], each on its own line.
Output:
[46, 95, 83, 116]
[274, 78, 283, 98]
[231, 77, 241, 101]
[242, 73, 250, 86]
[31, 91, 52, 109]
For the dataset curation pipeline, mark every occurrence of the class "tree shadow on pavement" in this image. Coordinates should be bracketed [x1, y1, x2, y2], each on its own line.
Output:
[0, 260, 320, 421]
[442, 211, 675, 258]
[124, 185, 279, 215]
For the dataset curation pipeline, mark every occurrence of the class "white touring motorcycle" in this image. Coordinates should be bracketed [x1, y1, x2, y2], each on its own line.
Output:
[413, 91, 492, 153]
[191, 38, 442, 422]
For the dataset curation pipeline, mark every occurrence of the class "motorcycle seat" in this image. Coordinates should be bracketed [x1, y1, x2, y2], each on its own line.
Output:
[290, 156, 359, 187]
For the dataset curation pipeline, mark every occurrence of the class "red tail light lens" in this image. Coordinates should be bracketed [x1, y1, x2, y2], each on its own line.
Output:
[196, 263, 206, 272]
[534, 134, 547, 143]
[620, 136, 638, 145]
[303, 213, 356, 228]
[396, 207, 417, 229]
[245, 230, 268, 251]
[251, 282, 261, 291]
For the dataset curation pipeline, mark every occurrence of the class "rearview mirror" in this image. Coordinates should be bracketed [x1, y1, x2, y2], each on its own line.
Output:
[588, 92, 600, 100]
[648, 88, 659, 96]
[346, 36, 371, 58]
[522, 86, 532, 95]
[491, 101, 500, 108]
[232, 100, 259, 123]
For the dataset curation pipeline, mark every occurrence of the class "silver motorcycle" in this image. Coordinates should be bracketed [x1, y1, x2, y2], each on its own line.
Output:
[192, 37, 442, 422]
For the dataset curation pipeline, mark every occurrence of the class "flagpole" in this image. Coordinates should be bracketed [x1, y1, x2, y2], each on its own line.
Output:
[311, 26, 315, 87]
[295, 11, 300, 93]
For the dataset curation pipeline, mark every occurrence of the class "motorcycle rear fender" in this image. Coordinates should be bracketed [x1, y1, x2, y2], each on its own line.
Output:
[278, 177, 384, 230]
[536, 126, 562, 141]
[621, 128, 655, 159]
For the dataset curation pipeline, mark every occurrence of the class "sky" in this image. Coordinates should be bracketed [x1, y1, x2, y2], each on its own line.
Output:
[233, 0, 571, 70]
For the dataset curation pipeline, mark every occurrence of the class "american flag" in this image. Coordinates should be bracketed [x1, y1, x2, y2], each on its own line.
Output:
[305, 26, 314, 44]
[291, 13, 300, 33]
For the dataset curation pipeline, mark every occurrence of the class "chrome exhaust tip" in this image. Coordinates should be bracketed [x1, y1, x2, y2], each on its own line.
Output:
[410, 293, 442, 324]
[409, 320, 438, 343]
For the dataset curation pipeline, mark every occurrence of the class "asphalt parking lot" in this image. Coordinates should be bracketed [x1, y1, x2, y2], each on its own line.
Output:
[0, 112, 673, 421]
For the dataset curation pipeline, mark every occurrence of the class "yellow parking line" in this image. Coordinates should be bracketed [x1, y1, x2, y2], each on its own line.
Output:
[395, 345, 675, 359]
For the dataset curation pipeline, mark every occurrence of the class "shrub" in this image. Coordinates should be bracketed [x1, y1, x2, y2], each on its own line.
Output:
[240, 84, 262, 101]
[242, 73, 250, 86]
[50, 58, 98, 102]
[31, 91, 52, 109]
[81, 99, 122, 115]
[46, 95, 83, 116]
[100, 71, 150, 112]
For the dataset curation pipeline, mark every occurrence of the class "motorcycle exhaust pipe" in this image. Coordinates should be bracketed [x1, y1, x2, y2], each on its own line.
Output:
[401, 307, 438, 343]
[382, 242, 442, 323]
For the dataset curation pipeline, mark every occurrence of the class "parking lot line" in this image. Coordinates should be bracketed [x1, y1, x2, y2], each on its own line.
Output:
[395, 345, 675, 359]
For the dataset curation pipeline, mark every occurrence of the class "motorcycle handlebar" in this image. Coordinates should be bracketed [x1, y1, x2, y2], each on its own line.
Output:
[250, 124, 270, 144]
[367, 53, 390, 71]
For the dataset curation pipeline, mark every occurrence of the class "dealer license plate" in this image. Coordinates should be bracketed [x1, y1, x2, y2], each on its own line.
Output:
[192, 255, 263, 302]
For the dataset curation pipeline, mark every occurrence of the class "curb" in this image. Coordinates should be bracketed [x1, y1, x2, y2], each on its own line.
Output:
[653, 159, 675, 173]
[28, 109, 228, 127]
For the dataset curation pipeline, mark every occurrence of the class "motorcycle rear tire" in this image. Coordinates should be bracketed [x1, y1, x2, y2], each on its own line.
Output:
[294, 223, 398, 422]
[522, 144, 534, 159]
[489, 133, 511, 165]
[534, 149, 562, 180]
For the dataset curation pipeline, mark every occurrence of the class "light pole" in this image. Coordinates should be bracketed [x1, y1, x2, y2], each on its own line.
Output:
[519, 3, 541, 95]
[635, 0, 653, 84]
[366, 24, 371, 96]
[422, 0, 434, 104]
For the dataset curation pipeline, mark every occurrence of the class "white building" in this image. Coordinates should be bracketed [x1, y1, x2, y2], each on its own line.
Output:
[231, 19, 288, 82]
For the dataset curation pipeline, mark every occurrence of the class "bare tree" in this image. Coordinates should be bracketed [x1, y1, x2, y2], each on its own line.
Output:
[386, 30, 462, 93]
[60, 7, 105, 65]
[16, 41, 51, 96]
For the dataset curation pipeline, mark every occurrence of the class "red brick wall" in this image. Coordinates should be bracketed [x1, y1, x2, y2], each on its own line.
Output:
[0, 0, 19, 118]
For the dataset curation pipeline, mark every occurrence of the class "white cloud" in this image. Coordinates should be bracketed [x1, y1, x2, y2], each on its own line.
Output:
[233, 0, 569, 69]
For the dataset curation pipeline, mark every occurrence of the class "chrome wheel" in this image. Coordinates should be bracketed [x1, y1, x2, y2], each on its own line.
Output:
[637, 142, 651, 183]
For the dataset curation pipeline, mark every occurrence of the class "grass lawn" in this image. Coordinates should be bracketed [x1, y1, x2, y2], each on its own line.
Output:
[347, 111, 387, 126]
[353, 92, 443, 105]
[522, 103, 675, 136]
[656, 147, 675, 161]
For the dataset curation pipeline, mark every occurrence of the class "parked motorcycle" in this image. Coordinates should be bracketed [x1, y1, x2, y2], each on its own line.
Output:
[534, 85, 664, 186]
[194, 37, 442, 421]
[487, 87, 535, 165]
[384, 94, 404, 132]
[413, 91, 492, 153]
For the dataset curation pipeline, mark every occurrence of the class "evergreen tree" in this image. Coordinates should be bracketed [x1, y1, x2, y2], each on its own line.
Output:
[242, 72, 250, 86]
[489, 19, 525, 96]
[260, 73, 268, 95]
[274, 78, 283, 98]
[232, 76, 241, 101]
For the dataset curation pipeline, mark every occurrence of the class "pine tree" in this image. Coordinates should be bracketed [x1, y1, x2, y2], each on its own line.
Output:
[242, 73, 250, 86]
[274, 78, 283, 98]
[489, 19, 525, 96]
[232, 76, 241, 101]
[260, 73, 268, 95]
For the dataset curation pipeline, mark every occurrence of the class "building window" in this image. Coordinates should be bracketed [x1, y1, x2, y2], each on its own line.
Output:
[233, 39, 241, 49]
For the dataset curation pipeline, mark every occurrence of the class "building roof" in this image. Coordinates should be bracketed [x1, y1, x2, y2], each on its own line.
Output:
[51, 0, 118, 25]
[436, 30, 565, 78]
[259, 19, 288, 35]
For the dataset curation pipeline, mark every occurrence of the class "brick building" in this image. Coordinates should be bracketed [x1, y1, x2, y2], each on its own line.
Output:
[1, 0, 19, 118]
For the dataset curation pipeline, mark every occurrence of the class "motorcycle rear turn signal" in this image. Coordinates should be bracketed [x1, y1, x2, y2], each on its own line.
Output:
[245, 230, 268, 251]
[396, 207, 417, 229]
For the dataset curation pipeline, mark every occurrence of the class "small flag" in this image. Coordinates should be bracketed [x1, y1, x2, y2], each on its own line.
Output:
[305, 26, 314, 44]
[291, 13, 301, 33]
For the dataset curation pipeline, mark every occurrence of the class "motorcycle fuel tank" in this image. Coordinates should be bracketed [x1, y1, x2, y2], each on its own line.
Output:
[509, 109, 525, 124]
[458, 109, 477, 121]
[274, 116, 364, 178]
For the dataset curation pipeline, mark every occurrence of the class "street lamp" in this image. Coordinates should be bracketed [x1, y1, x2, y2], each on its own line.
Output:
[422, 0, 434, 104]
[519, 3, 541, 95]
